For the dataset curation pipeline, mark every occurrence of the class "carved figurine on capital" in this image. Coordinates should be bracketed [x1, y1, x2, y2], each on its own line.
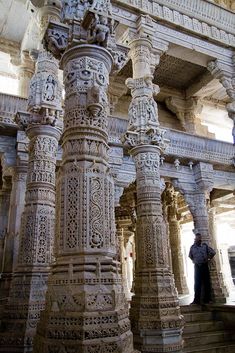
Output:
[123, 74, 168, 147]
[126, 75, 160, 129]
[16, 50, 63, 131]
[62, 0, 112, 21]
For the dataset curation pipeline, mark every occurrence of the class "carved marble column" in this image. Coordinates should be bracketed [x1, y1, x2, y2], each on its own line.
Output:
[174, 162, 227, 303]
[0, 189, 11, 241]
[165, 184, 189, 295]
[33, 3, 134, 352]
[117, 224, 133, 301]
[0, 51, 62, 352]
[0, 188, 11, 274]
[123, 26, 183, 352]
[18, 51, 35, 98]
[0, 164, 27, 316]
[208, 206, 229, 297]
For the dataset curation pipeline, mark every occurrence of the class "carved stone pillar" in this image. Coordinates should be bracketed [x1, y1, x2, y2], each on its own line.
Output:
[0, 188, 11, 275]
[165, 184, 189, 295]
[5, 166, 27, 271]
[0, 165, 27, 317]
[174, 162, 227, 303]
[0, 189, 11, 245]
[33, 3, 134, 351]
[0, 51, 62, 352]
[123, 21, 183, 352]
[18, 51, 35, 98]
[208, 206, 229, 297]
[116, 223, 133, 301]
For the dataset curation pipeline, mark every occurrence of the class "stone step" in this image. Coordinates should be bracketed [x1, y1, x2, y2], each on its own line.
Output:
[183, 311, 214, 323]
[181, 305, 203, 313]
[184, 331, 228, 348]
[183, 320, 224, 334]
[183, 341, 235, 353]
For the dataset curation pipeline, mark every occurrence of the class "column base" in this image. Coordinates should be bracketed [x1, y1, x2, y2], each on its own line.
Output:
[0, 270, 48, 353]
[33, 259, 135, 353]
[133, 328, 183, 353]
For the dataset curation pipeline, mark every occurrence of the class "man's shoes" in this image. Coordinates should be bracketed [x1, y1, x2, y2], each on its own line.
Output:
[203, 301, 213, 305]
[190, 301, 200, 305]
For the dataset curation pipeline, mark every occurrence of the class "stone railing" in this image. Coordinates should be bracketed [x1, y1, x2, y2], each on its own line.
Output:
[0, 93, 27, 126]
[113, 0, 235, 47]
[108, 117, 235, 166]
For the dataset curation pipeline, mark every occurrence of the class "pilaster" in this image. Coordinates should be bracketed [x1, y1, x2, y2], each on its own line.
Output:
[123, 21, 183, 353]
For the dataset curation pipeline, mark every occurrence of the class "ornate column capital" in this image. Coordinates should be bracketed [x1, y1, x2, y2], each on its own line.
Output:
[123, 75, 169, 147]
[166, 96, 203, 131]
[108, 77, 127, 114]
[128, 35, 168, 79]
[36, 0, 62, 39]
[15, 50, 63, 131]
[43, 2, 128, 73]
[17, 50, 35, 98]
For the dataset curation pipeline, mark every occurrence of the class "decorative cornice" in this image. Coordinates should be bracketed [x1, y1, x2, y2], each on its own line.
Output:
[113, 0, 235, 47]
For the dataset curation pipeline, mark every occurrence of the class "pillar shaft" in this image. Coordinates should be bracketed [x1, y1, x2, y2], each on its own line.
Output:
[0, 48, 62, 352]
[168, 211, 189, 296]
[0, 166, 27, 317]
[123, 32, 183, 353]
[0, 125, 60, 352]
[4, 166, 27, 273]
[0, 187, 11, 274]
[34, 45, 134, 353]
[130, 147, 183, 353]
[208, 207, 228, 297]
[17, 51, 35, 98]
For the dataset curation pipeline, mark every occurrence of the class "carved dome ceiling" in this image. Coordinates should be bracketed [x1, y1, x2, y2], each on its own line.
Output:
[154, 54, 208, 90]
[118, 54, 208, 91]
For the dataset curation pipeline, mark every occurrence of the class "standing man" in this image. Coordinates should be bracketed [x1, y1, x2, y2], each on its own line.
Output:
[189, 233, 216, 305]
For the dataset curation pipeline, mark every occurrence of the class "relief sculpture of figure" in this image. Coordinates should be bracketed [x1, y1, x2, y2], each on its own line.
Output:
[44, 75, 55, 102]
[89, 15, 110, 47]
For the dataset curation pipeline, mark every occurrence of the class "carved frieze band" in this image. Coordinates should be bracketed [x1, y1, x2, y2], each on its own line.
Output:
[108, 117, 235, 166]
[113, 0, 235, 47]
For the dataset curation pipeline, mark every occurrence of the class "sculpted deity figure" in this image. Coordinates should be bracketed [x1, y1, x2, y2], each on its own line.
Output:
[44, 75, 55, 101]
[89, 15, 110, 47]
